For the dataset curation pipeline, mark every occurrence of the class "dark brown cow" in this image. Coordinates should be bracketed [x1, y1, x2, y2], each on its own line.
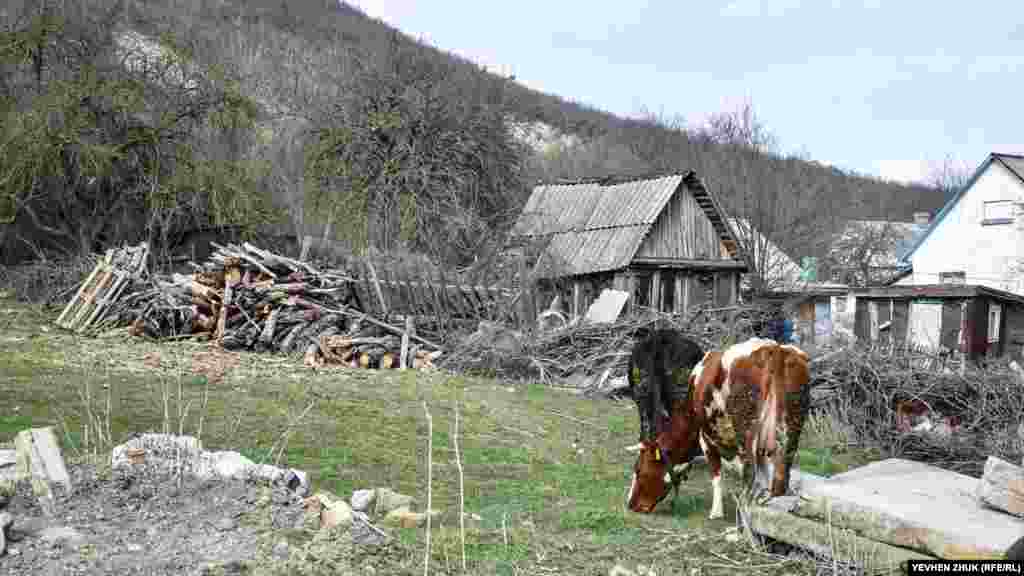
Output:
[626, 338, 811, 518]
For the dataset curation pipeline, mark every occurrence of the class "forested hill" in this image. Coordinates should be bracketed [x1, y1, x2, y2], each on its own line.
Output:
[213, 0, 945, 218]
[0, 0, 947, 267]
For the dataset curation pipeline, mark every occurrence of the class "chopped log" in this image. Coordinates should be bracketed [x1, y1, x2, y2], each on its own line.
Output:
[400, 316, 413, 369]
[358, 352, 371, 369]
[380, 352, 395, 369]
[977, 456, 1024, 517]
[171, 273, 221, 302]
[216, 278, 236, 340]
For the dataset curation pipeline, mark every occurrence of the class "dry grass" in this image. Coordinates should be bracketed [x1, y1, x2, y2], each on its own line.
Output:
[0, 293, 866, 575]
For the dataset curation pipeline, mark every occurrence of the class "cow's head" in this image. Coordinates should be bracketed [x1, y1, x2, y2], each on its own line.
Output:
[625, 439, 672, 513]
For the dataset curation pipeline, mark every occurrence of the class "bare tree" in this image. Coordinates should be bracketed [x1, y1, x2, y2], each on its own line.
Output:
[824, 220, 909, 287]
[926, 153, 973, 201]
[695, 100, 838, 294]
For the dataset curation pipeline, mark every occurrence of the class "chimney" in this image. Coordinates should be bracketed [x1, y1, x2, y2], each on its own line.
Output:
[913, 211, 931, 226]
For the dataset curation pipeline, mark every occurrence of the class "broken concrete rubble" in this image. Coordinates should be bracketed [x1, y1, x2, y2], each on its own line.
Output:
[110, 433, 309, 496]
[976, 455, 1024, 517]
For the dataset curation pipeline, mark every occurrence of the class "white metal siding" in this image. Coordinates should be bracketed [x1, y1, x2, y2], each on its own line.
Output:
[910, 161, 1024, 293]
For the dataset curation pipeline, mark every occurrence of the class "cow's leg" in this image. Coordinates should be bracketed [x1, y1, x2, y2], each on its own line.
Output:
[775, 385, 810, 496]
[700, 432, 725, 520]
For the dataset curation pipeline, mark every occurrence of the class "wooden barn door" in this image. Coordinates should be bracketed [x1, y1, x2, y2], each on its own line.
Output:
[908, 300, 943, 350]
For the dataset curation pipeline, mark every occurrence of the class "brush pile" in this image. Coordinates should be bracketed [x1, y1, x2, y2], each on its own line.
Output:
[76, 242, 443, 369]
[441, 304, 774, 388]
[808, 345, 1024, 478]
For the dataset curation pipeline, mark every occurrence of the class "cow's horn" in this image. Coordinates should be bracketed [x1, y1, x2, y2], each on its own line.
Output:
[624, 443, 644, 452]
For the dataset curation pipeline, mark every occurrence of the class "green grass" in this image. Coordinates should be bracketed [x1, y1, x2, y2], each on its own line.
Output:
[0, 295, 866, 575]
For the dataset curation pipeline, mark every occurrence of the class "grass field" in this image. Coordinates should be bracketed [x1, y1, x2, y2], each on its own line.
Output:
[0, 294, 874, 575]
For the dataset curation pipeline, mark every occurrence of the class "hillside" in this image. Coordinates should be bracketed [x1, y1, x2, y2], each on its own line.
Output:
[195, 0, 944, 218]
[0, 0, 947, 267]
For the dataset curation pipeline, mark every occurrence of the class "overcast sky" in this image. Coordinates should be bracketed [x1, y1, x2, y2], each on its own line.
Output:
[348, 0, 1022, 185]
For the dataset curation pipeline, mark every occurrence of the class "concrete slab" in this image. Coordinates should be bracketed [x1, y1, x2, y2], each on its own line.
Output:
[749, 496, 935, 575]
[14, 427, 71, 517]
[793, 458, 1024, 560]
[584, 289, 629, 324]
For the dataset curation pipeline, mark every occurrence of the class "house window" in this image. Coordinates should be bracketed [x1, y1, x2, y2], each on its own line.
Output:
[983, 200, 1014, 225]
[989, 303, 1002, 343]
[939, 271, 966, 285]
[834, 296, 847, 314]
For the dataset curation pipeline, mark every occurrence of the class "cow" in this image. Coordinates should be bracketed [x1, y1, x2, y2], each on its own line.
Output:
[627, 329, 706, 441]
[625, 338, 811, 519]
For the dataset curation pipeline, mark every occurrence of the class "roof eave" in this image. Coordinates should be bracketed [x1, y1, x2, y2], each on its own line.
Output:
[897, 155, 990, 262]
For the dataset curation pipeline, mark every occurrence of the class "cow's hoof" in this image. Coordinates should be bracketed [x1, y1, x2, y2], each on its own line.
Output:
[708, 511, 724, 520]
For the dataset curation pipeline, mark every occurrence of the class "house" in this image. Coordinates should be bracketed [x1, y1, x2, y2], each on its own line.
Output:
[839, 284, 1024, 361]
[727, 218, 804, 292]
[726, 217, 851, 348]
[895, 152, 1024, 293]
[507, 171, 749, 318]
[827, 215, 931, 286]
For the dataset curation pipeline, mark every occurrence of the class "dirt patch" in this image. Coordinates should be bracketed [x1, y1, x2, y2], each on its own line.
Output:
[0, 459, 362, 575]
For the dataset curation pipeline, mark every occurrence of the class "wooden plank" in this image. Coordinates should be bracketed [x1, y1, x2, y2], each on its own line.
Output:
[56, 258, 106, 328]
[365, 257, 388, 316]
[681, 273, 691, 315]
[299, 235, 313, 261]
[651, 270, 662, 312]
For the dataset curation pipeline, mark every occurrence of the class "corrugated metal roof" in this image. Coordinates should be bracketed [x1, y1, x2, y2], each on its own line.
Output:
[997, 154, 1024, 183]
[512, 173, 736, 277]
[584, 175, 682, 229]
[511, 183, 603, 237]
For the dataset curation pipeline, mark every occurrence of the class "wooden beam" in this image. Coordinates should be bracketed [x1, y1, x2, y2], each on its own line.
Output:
[626, 272, 636, 315]
[681, 273, 691, 316]
[674, 275, 683, 315]
[572, 280, 582, 320]
[631, 257, 748, 271]
[651, 270, 662, 313]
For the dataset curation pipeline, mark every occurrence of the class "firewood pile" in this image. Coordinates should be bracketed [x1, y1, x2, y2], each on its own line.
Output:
[70, 242, 444, 370]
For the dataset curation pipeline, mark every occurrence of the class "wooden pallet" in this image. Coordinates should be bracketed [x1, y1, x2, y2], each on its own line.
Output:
[55, 242, 150, 333]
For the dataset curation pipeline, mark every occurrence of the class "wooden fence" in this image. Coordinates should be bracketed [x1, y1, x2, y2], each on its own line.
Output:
[334, 252, 520, 327]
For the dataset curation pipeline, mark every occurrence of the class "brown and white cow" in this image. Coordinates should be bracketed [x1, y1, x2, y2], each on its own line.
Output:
[625, 338, 811, 519]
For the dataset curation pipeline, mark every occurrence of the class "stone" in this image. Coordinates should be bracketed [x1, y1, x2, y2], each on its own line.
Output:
[286, 469, 309, 496]
[384, 507, 424, 528]
[351, 489, 375, 512]
[203, 451, 256, 480]
[271, 540, 290, 560]
[323, 498, 353, 530]
[303, 492, 353, 530]
[976, 455, 1024, 517]
[374, 488, 413, 515]
[214, 517, 237, 532]
[38, 525, 86, 548]
[384, 507, 439, 529]
[0, 511, 9, 557]
[792, 458, 1024, 560]
[749, 496, 934, 572]
[14, 427, 71, 515]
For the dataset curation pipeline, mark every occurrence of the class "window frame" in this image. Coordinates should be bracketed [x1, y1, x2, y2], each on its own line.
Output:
[988, 303, 1002, 343]
[939, 271, 966, 285]
[982, 200, 1014, 225]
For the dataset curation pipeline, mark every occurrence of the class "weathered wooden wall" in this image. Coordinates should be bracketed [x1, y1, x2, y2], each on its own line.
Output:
[634, 186, 729, 261]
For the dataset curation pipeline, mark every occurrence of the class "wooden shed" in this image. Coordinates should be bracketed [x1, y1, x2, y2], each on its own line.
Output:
[849, 284, 1024, 362]
[507, 171, 749, 318]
